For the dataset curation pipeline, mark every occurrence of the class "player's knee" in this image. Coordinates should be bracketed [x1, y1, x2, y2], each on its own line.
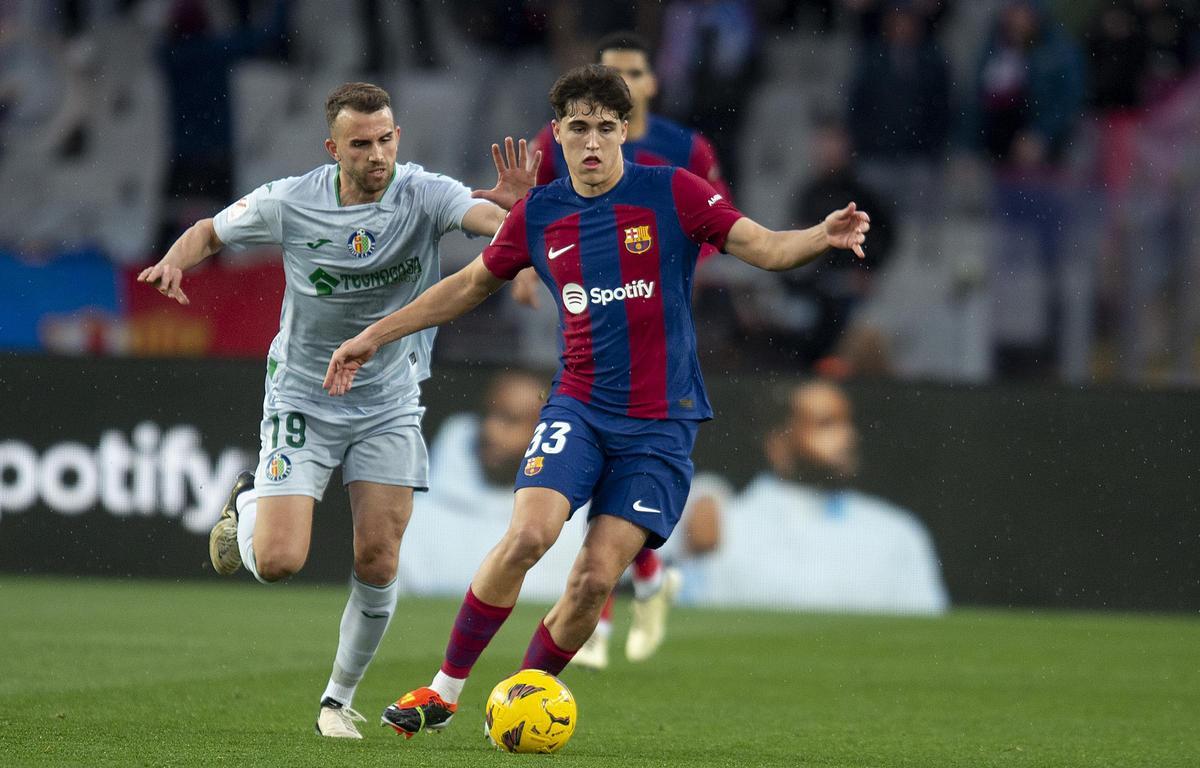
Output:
[502, 525, 556, 569]
[354, 545, 399, 585]
[256, 548, 307, 582]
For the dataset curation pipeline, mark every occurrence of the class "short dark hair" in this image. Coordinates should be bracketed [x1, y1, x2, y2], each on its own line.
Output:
[325, 82, 391, 128]
[596, 31, 652, 62]
[548, 64, 633, 122]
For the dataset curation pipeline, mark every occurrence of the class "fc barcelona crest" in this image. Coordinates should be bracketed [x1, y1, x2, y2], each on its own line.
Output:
[623, 225, 652, 254]
[524, 456, 544, 476]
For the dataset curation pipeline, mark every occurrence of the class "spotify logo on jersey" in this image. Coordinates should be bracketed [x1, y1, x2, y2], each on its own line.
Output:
[561, 283, 588, 314]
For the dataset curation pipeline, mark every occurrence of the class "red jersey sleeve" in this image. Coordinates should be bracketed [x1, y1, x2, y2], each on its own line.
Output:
[532, 124, 559, 186]
[671, 168, 744, 252]
[481, 197, 531, 280]
[687, 134, 732, 200]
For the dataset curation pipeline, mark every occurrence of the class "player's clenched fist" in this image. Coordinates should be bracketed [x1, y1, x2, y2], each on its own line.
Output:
[137, 262, 190, 305]
[324, 334, 379, 396]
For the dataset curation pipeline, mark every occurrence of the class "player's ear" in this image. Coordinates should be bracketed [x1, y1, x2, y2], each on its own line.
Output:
[551, 120, 562, 145]
[645, 71, 658, 101]
[394, 125, 401, 143]
[324, 137, 339, 162]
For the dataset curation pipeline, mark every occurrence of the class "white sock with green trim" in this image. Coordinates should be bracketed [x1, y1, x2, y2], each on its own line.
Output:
[321, 575, 399, 707]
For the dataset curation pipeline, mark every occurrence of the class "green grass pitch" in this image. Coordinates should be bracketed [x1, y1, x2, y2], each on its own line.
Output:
[1, 577, 1196, 767]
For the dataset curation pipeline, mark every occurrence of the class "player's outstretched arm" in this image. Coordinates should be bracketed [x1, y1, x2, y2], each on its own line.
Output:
[136, 218, 224, 305]
[724, 203, 870, 272]
[323, 256, 507, 396]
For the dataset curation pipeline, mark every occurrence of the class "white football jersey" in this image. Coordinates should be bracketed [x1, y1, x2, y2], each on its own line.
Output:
[213, 163, 479, 404]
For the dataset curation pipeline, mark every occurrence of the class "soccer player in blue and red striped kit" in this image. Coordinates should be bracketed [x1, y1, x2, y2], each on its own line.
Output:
[323, 64, 870, 737]
[525, 33, 734, 667]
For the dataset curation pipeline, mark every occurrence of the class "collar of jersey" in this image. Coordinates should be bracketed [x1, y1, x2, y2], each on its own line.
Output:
[333, 163, 397, 207]
[566, 161, 634, 205]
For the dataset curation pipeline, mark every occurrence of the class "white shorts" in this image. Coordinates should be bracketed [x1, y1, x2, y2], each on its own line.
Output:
[254, 381, 428, 501]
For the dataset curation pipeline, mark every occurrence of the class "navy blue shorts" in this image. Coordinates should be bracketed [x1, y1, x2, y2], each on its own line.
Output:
[512, 395, 699, 549]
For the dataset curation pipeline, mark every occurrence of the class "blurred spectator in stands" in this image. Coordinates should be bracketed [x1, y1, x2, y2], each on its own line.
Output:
[546, 2, 665, 67]
[1084, 2, 1200, 383]
[656, 0, 760, 190]
[447, 0, 556, 179]
[841, 0, 953, 41]
[0, 6, 62, 164]
[158, 0, 289, 223]
[449, 0, 549, 55]
[688, 379, 949, 614]
[761, 0, 837, 33]
[1085, 1, 1149, 114]
[1083, 0, 1150, 330]
[399, 370, 584, 600]
[964, 0, 1084, 378]
[359, 0, 440, 72]
[1136, 0, 1200, 102]
[967, 0, 1082, 171]
[731, 116, 893, 371]
[847, 0, 951, 219]
[0, 1, 102, 166]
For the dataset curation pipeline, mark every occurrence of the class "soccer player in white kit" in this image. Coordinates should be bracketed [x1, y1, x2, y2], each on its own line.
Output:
[137, 82, 539, 738]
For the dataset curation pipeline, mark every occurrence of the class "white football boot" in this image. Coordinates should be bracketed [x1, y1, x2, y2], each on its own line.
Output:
[316, 697, 366, 739]
[625, 567, 683, 662]
[570, 629, 610, 670]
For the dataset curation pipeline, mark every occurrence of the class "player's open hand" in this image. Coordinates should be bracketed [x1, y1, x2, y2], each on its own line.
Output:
[323, 334, 378, 397]
[823, 202, 871, 259]
[137, 261, 190, 305]
[472, 137, 542, 211]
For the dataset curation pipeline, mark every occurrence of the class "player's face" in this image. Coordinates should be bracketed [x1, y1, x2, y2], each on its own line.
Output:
[325, 107, 400, 196]
[599, 49, 656, 115]
[788, 384, 859, 481]
[480, 378, 544, 484]
[553, 102, 627, 190]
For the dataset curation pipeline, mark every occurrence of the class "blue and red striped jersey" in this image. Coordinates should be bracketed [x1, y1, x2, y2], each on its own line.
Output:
[483, 162, 743, 421]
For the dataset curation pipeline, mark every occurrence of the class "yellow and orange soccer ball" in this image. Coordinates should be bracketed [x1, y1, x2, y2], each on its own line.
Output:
[485, 669, 577, 754]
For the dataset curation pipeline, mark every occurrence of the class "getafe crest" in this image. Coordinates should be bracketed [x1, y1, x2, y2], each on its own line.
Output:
[346, 228, 376, 258]
[266, 453, 292, 482]
[524, 456, 544, 476]
[623, 225, 652, 254]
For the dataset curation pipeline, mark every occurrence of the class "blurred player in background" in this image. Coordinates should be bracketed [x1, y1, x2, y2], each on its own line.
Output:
[523, 31, 734, 668]
[137, 82, 538, 739]
[322, 64, 869, 737]
[530, 31, 729, 195]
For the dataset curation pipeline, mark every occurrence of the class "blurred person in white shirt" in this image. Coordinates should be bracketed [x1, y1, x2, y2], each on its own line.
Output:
[688, 379, 949, 614]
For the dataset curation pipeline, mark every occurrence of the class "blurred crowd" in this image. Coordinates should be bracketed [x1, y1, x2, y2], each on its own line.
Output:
[2, 0, 1199, 385]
